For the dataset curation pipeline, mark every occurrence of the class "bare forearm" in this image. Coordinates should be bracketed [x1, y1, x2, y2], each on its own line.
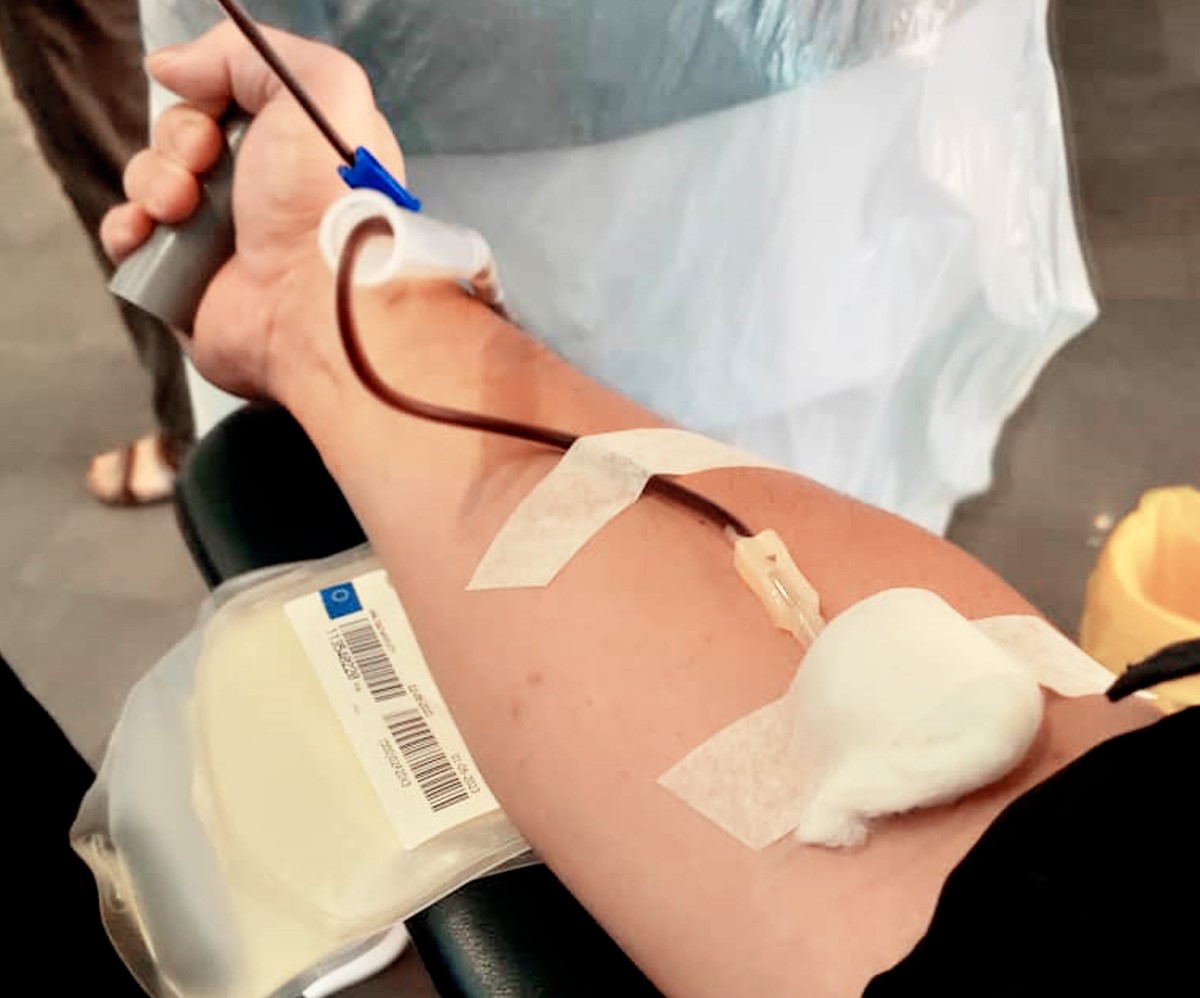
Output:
[275, 278, 1069, 994]
[285, 278, 1032, 614]
[120, 22, 1165, 990]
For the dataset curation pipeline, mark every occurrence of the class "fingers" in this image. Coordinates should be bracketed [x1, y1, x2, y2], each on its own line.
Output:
[119, 102, 225, 225]
[153, 103, 224, 175]
[123, 148, 200, 224]
[99, 203, 155, 263]
[146, 21, 371, 119]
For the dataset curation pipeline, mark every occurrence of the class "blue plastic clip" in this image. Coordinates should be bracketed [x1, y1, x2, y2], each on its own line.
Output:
[338, 146, 422, 213]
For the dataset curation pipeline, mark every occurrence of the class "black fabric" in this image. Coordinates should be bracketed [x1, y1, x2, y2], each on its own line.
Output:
[867, 707, 1200, 996]
[1107, 638, 1200, 701]
[176, 404, 662, 997]
[1, 653, 141, 994]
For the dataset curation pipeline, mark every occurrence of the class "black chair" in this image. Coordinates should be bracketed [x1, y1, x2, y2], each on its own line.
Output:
[174, 402, 662, 998]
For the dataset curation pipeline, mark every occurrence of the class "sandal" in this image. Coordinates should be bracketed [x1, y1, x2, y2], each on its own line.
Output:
[85, 433, 185, 507]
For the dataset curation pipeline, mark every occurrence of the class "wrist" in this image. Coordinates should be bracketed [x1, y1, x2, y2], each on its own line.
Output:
[272, 272, 570, 548]
[259, 218, 460, 392]
[262, 251, 341, 405]
[270, 263, 497, 409]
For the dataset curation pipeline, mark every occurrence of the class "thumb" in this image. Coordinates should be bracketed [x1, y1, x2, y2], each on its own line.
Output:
[146, 20, 369, 122]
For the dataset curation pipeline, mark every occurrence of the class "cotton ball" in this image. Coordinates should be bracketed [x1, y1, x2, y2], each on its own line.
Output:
[789, 589, 1044, 848]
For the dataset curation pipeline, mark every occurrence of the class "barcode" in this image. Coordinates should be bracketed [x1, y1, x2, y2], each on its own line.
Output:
[338, 619, 406, 702]
[385, 708, 470, 813]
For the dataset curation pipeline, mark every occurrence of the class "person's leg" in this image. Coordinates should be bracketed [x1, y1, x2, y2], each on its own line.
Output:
[0, 0, 193, 502]
[122, 301, 195, 452]
[1, 654, 141, 993]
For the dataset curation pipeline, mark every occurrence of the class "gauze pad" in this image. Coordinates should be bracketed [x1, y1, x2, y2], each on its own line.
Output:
[661, 589, 1045, 849]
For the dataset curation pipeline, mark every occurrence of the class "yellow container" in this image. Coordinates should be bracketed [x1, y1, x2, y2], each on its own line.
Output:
[1080, 486, 1200, 709]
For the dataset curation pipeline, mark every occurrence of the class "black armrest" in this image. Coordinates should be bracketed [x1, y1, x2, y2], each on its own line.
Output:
[175, 404, 662, 998]
[413, 867, 661, 998]
[174, 403, 367, 587]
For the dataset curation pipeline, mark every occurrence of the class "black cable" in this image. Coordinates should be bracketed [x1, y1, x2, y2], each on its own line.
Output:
[211, 0, 356, 165]
[335, 218, 755, 540]
[1106, 638, 1200, 701]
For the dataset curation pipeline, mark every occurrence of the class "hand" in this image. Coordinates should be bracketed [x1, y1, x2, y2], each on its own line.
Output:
[100, 22, 405, 400]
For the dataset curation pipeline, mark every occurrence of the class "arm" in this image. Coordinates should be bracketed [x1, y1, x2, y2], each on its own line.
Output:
[284, 279, 1158, 997]
[108, 26, 1160, 995]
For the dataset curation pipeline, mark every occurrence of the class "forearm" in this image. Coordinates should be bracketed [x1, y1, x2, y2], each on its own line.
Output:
[122, 22, 1164, 990]
[286, 278, 666, 561]
[284, 274, 1031, 623]
[273, 273, 1079, 994]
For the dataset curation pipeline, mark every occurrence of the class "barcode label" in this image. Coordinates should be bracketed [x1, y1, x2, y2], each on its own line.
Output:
[339, 619, 406, 702]
[286, 570, 500, 849]
[385, 708, 470, 812]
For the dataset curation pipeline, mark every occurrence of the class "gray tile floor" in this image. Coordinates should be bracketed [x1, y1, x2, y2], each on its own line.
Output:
[0, 0, 1196, 993]
[0, 75, 207, 766]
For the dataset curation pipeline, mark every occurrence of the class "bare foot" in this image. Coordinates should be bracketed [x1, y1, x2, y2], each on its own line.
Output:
[85, 433, 183, 507]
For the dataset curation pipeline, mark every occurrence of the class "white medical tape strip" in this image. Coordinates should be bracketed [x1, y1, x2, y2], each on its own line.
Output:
[660, 598, 1114, 851]
[661, 692, 805, 850]
[468, 428, 781, 590]
[975, 615, 1116, 698]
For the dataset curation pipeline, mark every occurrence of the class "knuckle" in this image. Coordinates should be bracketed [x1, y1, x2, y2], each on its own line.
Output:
[163, 104, 217, 164]
[331, 54, 374, 105]
[122, 149, 153, 199]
